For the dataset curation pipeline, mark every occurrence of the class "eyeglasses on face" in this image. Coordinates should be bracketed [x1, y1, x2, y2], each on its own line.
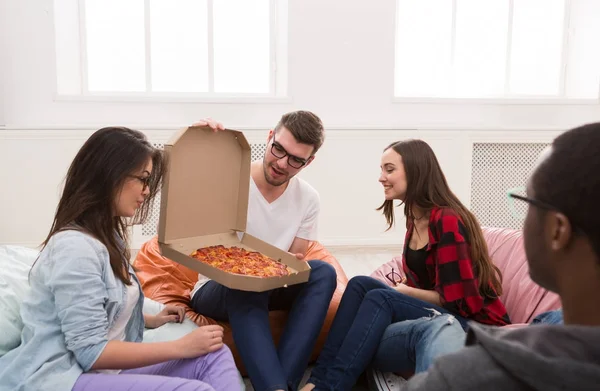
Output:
[129, 175, 151, 190]
[506, 186, 557, 220]
[270, 132, 309, 169]
[507, 186, 583, 234]
[506, 187, 555, 220]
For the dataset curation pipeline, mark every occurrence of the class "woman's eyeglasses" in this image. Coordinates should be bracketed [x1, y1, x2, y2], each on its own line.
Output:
[129, 175, 151, 190]
[385, 268, 405, 286]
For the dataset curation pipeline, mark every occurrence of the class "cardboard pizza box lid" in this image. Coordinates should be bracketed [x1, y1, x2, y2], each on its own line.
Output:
[157, 126, 250, 244]
[156, 125, 311, 292]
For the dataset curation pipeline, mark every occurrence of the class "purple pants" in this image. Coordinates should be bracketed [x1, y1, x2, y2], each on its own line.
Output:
[72, 346, 242, 391]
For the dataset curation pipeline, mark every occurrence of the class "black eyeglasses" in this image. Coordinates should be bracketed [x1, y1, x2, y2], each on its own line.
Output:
[508, 193, 556, 212]
[507, 187, 583, 234]
[129, 175, 151, 190]
[385, 268, 405, 286]
[270, 132, 310, 169]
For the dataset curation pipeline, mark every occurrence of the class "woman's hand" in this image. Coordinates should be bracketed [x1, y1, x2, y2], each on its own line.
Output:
[92, 323, 224, 370]
[394, 283, 442, 306]
[145, 305, 186, 329]
[176, 325, 225, 358]
[394, 281, 409, 294]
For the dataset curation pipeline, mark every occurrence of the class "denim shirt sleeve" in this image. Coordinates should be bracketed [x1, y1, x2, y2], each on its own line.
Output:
[45, 232, 111, 371]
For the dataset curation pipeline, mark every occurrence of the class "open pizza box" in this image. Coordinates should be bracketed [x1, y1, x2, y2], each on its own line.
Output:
[157, 125, 311, 292]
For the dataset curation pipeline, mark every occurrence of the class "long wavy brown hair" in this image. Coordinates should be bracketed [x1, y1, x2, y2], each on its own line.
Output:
[35, 127, 166, 284]
[377, 139, 503, 297]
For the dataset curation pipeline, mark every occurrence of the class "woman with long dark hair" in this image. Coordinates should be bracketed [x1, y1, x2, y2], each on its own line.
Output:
[301, 139, 510, 391]
[0, 127, 241, 391]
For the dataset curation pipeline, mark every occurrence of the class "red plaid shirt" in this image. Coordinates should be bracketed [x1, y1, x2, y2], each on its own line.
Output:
[402, 207, 510, 326]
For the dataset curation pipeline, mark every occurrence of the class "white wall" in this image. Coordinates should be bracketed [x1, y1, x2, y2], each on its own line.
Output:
[0, 0, 7, 127]
[0, 0, 597, 249]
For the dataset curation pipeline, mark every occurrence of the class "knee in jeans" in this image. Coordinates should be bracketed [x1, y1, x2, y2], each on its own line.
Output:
[427, 313, 457, 326]
[226, 289, 269, 310]
[347, 275, 372, 289]
[364, 289, 392, 309]
[308, 260, 337, 287]
[420, 308, 458, 325]
[423, 314, 465, 338]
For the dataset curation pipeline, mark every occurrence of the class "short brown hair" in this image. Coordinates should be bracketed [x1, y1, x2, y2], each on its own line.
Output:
[275, 110, 325, 154]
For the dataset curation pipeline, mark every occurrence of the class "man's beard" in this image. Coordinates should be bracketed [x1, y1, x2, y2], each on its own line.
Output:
[263, 160, 289, 187]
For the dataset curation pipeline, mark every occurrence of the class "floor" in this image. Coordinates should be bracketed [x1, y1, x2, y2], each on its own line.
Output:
[329, 245, 402, 279]
[241, 246, 402, 390]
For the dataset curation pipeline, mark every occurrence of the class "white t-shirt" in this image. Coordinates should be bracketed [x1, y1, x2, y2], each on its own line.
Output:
[107, 278, 140, 341]
[190, 175, 320, 298]
[93, 277, 140, 374]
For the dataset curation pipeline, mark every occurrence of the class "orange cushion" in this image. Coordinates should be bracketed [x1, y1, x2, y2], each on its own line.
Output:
[134, 236, 348, 375]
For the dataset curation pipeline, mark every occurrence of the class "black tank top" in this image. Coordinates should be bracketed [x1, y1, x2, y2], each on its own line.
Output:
[405, 245, 432, 289]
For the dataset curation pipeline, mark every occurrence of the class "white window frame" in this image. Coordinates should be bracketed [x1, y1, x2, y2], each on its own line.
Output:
[392, 0, 600, 105]
[52, 0, 289, 103]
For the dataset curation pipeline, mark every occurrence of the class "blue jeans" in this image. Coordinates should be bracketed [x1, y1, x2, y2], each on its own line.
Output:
[531, 309, 563, 325]
[308, 275, 467, 391]
[371, 313, 466, 374]
[370, 308, 564, 380]
[190, 260, 337, 391]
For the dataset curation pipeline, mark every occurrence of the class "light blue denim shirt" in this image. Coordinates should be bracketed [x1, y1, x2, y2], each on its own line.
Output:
[0, 230, 145, 391]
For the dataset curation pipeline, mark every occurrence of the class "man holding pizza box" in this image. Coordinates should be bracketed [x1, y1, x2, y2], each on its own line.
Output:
[189, 111, 337, 391]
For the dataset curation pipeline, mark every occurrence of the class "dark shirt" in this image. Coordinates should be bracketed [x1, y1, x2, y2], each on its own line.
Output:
[402, 207, 511, 326]
[405, 244, 431, 290]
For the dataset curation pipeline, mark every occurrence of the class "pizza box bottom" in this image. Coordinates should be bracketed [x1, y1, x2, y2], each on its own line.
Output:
[158, 230, 311, 292]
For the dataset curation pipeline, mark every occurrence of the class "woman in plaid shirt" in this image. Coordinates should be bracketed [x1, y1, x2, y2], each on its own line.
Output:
[302, 139, 510, 391]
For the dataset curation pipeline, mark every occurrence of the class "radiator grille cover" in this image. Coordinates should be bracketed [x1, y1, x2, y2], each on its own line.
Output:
[470, 142, 550, 230]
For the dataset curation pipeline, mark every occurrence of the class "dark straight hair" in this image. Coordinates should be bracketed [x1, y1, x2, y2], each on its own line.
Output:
[36, 127, 166, 284]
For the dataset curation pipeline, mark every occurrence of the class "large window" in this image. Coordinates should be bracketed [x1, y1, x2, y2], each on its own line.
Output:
[54, 0, 287, 99]
[394, 0, 600, 100]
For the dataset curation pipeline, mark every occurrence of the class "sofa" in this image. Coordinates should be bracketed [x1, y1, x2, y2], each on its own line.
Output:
[133, 236, 349, 375]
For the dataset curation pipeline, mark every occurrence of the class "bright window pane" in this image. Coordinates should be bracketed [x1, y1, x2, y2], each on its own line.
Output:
[510, 0, 565, 95]
[565, 0, 600, 99]
[453, 0, 509, 97]
[55, 0, 82, 94]
[150, 0, 209, 92]
[85, 0, 145, 92]
[395, 0, 453, 97]
[213, 0, 270, 93]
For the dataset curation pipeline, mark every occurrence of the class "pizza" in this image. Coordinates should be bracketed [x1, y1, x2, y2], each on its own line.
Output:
[190, 245, 292, 278]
